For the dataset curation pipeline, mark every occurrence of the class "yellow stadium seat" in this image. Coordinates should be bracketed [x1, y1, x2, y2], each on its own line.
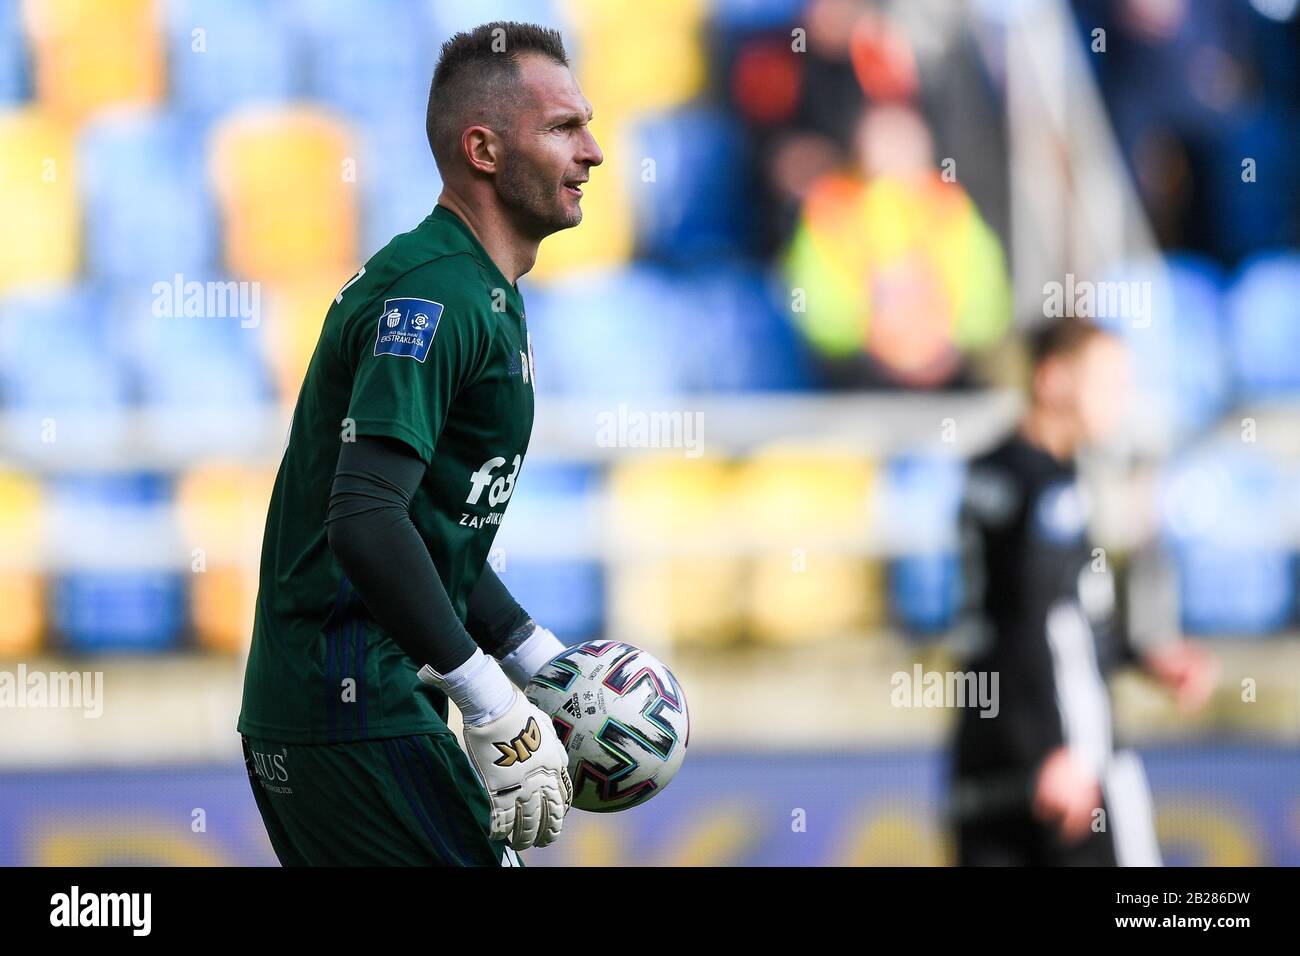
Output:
[260, 272, 341, 401]
[176, 466, 274, 567]
[191, 565, 257, 654]
[210, 108, 358, 280]
[609, 454, 733, 545]
[610, 556, 744, 646]
[0, 110, 78, 292]
[22, 0, 164, 121]
[732, 445, 875, 544]
[608, 455, 743, 644]
[536, 0, 707, 282]
[666, 556, 744, 644]
[730, 447, 878, 643]
[747, 553, 882, 645]
[177, 466, 273, 653]
[0, 574, 44, 656]
[0, 472, 45, 655]
[541, 0, 702, 282]
[0, 470, 43, 559]
[566, 0, 707, 117]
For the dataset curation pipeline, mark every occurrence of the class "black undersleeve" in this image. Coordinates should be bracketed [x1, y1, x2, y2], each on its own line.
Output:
[324, 436, 477, 674]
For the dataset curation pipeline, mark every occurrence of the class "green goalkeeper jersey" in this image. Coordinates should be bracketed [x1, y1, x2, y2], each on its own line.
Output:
[239, 205, 536, 744]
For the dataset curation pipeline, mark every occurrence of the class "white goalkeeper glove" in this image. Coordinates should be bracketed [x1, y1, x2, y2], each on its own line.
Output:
[497, 622, 567, 689]
[418, 648, 572, 851]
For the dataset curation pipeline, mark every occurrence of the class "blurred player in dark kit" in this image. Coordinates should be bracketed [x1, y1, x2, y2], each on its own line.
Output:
[950, 317, 1217, 866]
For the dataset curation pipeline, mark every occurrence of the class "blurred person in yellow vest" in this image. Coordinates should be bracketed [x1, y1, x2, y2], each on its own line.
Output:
[784, 103, 1010, 388]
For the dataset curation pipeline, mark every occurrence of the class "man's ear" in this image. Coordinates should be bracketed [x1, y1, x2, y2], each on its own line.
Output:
[462, 126, 500, 175]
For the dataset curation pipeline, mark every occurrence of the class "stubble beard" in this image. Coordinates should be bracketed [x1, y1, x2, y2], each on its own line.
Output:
[497, 156, 582, 240]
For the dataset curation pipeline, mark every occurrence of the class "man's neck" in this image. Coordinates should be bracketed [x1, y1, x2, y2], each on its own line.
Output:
[436, 187, 540, 285]
[1019, 406, 1079, 463]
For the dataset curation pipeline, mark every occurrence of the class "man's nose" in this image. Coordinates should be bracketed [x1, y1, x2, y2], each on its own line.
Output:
[580, 129, 604, 168]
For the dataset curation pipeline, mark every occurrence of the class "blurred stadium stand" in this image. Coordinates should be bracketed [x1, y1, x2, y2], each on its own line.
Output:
[0, 0, 1297, 866]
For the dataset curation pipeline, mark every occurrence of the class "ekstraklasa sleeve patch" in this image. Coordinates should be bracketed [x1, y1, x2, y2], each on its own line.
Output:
[373, 297, 444, 362]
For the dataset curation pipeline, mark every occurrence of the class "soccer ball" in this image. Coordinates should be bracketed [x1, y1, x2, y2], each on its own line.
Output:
[525, 640, 689, 812]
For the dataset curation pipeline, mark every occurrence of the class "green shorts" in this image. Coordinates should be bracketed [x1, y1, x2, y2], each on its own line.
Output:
[242, 732, 521, 867]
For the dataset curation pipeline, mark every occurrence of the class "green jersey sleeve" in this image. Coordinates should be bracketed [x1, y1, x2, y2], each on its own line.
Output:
[344, 260, 488, 464]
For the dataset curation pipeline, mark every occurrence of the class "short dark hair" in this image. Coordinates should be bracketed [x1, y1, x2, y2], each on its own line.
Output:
[1027, 316, 1112, 370]
[426, 21, 569, 173]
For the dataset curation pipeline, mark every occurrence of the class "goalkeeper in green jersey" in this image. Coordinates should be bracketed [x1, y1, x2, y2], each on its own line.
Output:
[238, 21, 603, 866]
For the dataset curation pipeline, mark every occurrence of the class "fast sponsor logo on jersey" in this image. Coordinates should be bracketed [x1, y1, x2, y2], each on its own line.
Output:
[373, 297, 443, 362]
[465, 454, 521, 507]
[460, 454, 523, 529]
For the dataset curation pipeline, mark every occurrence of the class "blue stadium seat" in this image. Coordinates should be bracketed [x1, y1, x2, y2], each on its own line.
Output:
[523, 266, 684, 396]
[667, 263, 814, 391]
[520, 257, 806, 395]
[494, 560, 605, 642]
[1206, 113, 1299, 265]
[525, 261, 812, 396]
[165, 0, 299, 115]
[892, 552, 962, 636]
[79, 110, 215, 281]
[1164, 256, 1232, 432]
[53, 572, 187, 652]
[490, 463, 604, 640]
[1160, 444, 1295, 635]
[1226, 252, 1300, 399]
[0, 286, 130, 454]
[885, 456, 966, 635]
[48, 474, 185, 652]
[0, 0, 28, 104]
[358, 114, 443, 258]
[1099, 255, 1230, 438]
[291, 0, 431, 125]
[427, 0, 567, 41]
[626, 108, 756, 263]
[709, 0, 805, 28]
[112, 279, 273, 456]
